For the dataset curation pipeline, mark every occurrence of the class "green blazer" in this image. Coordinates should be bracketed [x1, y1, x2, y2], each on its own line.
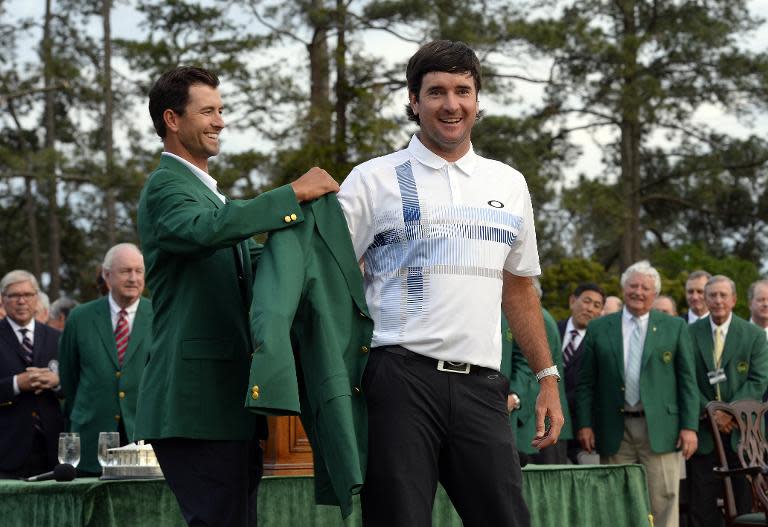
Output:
[59, 296, 152, 473]
[245, 194, 372, 518]
[501, 308, 572, 455]
[689, 315, 768, 454]
[575, 310, 699, 456]
[134, 154, 303, 441]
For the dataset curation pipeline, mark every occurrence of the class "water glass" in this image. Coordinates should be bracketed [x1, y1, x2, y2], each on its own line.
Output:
[97, 432, 120, 468]
[58, 432, 80, 467]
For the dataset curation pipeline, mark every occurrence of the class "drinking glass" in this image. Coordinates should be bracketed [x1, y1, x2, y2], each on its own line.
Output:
[58, 432, 80, 467]
[97, 432, 120, 469]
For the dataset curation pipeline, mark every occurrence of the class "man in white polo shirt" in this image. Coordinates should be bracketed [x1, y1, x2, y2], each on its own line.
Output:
[338, 40, 563, 527]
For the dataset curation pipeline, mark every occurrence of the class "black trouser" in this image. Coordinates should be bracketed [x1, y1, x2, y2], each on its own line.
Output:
[686, 446, 751, 527]
[0, 430, 51, 479]
[153, 436, 263, 527]
[361, 346, 530, 527]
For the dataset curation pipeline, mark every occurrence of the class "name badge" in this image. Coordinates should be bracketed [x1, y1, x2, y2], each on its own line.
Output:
[707, 368, 727, 385]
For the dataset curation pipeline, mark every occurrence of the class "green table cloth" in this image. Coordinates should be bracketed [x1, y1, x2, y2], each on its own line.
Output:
[0, 464, 651, 526]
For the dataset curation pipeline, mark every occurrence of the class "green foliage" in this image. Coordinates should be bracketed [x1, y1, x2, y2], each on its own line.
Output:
[540, 258, 620, 320]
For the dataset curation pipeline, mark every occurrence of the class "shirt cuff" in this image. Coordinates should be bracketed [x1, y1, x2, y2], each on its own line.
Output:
[12, 375, 20, 395]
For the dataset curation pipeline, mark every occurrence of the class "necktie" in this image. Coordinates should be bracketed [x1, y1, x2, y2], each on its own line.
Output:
[115, 310, 130, 367]
[563, 329, 580, 368]
[625, 317, 643, 406]
[714, 326, 724, 400]
[19, 328, 33, 365]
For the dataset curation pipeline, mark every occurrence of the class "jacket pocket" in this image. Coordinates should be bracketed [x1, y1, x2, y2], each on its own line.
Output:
[667, 404, 679, 414]
[181, 338, 234, 360]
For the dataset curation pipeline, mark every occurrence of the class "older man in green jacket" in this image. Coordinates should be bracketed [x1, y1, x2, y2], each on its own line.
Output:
[686, 275, 768, 527]
[575, 260, 698, 527]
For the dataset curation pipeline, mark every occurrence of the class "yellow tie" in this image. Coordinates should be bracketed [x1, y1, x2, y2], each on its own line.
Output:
[714, 326, 724, 401]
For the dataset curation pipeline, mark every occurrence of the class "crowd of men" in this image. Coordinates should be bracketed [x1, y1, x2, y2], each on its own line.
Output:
[1, 38, 768, 527]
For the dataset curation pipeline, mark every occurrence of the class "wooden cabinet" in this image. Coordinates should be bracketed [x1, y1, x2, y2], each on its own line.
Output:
[262, 415, 314, 476]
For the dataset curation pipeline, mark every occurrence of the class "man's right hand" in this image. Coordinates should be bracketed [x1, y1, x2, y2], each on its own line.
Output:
[290, 167, 340, 202]
[16, 371, 33, 392]
[577, 427, 595, 453]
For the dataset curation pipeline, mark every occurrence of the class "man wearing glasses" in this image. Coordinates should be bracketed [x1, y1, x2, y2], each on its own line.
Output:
[0, 270, 64, 479]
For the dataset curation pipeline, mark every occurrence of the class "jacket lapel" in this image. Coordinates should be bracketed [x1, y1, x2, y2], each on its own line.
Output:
[694, 321, 716, 372]
[641, 311, 660, 369]
[313, 194, 370, 318]
[0, 319, 27, 366]
[720, 318, 741, 369]
[94, 297, 119, 369]
[122, 298, 150, 368]
[607, 314, 624, 381]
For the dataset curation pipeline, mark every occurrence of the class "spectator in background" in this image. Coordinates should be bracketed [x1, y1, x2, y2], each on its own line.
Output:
[686, 275, 768, 527]
[748, 279, 768, 338]
[653, 295, 678, 317]
[602, 295, 623, 315]
[35, 291, 50, 324]
[558, 282, 605, 464]
[503, 278, 573, 465]
[47, 297, 79, 331]
[0, 270, 64, 479]
[576, 261, 698, 527]
[683, 270, 711, 324]
[59, 243, 152, 475]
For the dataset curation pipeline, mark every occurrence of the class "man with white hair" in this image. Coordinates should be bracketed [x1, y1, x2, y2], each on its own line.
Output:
[748, 279, 768, 338]
[36, 291, 50, 324]
[0, 270, 64, 478]
[59, 243, 153, 474]
[575, 260, 699, 527]
[47, 297, 79, 331]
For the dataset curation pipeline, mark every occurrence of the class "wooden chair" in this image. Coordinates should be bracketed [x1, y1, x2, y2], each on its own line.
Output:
[706, 400, 768, 526]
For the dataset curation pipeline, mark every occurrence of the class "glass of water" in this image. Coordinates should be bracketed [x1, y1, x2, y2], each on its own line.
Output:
[58, 432, 80, 467]
[97, 432, 120, 469]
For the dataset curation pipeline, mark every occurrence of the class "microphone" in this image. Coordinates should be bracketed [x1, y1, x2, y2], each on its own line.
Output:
[26, 463, 77, 482]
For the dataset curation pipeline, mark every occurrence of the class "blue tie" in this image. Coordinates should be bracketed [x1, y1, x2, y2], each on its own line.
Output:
[625, 317, 643, 406]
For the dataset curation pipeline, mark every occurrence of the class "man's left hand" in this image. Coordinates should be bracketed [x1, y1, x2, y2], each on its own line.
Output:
[713, 410, 736, 434]
[677, 429, 698, 459]
[531, 376, 564, 450]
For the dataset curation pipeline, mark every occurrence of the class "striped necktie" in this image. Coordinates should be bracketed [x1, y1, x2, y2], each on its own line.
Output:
[19, 328, 33, 365]
[624, 317, 643, 406]
[115, 309, 130, 367]
[563, 329, 580, 368]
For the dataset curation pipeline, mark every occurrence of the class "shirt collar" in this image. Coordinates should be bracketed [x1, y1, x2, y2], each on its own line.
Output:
[7, 316, 35, 336]
[162, 152, 225, 202]
[709, 313, 733, 335]
[565, 317, 585, 336]
[688, 310, 709, 323]
[623, 307, 649, 324]
[407, 134, 479, 176]
[108, 294, 141, 316]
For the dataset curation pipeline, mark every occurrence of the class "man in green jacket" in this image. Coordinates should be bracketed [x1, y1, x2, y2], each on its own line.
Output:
[59, 243, 152, 474]
[575, 260, 699, 527]
[686, 275, 768, 527]
[135, 66, 338, 527]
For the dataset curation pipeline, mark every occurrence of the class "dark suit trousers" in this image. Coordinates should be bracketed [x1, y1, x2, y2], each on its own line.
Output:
[153, 436, 263, 527]
[686, 445, 751, 527]
[361, 347, 530, 527]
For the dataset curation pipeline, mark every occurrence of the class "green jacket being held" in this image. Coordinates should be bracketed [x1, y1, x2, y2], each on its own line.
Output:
[135, 154, 303, 442]
[246, 194, 372, 518]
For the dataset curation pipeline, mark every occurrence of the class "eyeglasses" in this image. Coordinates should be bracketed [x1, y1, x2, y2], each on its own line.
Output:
[3, 292, 37, 302]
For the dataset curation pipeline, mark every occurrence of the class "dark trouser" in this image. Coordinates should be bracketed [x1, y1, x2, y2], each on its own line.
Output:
[530, 441, 568, 465]
[361, 346, 530, 527]
[686, 447, 751, 527]
[0, 430, 52, 479]
[152, 436, 263, 527]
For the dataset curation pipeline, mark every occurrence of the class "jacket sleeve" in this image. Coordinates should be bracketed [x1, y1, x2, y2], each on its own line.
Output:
[731, 330, 768, 402]
[58, 309, 81, 418]
[574, 327, 597, 430]
[144, 169, 303, 256]
[673, 320, 699, 431]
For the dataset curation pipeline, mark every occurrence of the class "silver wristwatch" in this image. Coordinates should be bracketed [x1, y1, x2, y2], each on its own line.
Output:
[535, 365, 560, 382]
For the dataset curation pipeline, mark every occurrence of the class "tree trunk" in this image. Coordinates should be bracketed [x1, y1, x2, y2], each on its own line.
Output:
[103, 0, 116, 247]
[307, 0, 331, 147]
[43, 0, 61, 296]
[618, 0, 642, 270]
[334, 0, 347, 167]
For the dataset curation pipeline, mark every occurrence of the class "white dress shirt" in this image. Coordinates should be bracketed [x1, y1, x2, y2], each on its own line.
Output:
[108, 294, 141, 333]
[162, 151, 226, 204]
[7, 317, 35, 395]
[561, 317, 585, 353]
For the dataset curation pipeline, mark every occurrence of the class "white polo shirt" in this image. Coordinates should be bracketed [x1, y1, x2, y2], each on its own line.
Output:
[338, 134, 540, 369]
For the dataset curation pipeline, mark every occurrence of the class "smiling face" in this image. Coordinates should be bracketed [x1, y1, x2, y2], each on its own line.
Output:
[750, 283, 768, 328]
[1, 280, 38, 326]
[570, 290, 604, 329]
[103, 246, 145, 308]
[165, 83, 224, 171]
[409, 71, 478, 162]
[706, 280, 737, 326]
[622, 273, 657, 317]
